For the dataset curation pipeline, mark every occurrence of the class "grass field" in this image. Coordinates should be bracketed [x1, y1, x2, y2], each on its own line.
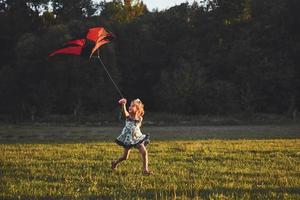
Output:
[0, 124, 300, 199]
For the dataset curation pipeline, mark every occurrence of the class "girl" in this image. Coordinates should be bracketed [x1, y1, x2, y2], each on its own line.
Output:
[111, 98, 152, 175]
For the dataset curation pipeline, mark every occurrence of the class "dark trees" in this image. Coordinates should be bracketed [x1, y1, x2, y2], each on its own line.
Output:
[0, 0, 299, 121]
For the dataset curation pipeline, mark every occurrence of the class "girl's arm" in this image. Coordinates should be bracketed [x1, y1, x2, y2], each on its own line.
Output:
[119, 98, 129, 117]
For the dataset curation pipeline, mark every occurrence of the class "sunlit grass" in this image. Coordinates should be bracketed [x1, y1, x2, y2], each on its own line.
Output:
[1, 139, 300, 199]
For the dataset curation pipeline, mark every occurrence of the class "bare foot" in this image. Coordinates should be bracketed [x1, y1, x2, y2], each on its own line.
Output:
[111, 161, 117, 169]
[143, 170, 154, 175]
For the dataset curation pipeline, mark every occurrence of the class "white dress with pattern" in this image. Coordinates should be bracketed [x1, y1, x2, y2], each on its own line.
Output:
[115, 117, 150, 148]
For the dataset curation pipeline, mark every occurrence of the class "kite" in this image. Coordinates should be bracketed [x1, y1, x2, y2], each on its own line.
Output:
[48, 39, 86, 56]
[49, 27, 123, 98]
[49, 27, 114, 58]
[86, 27, 112, 57]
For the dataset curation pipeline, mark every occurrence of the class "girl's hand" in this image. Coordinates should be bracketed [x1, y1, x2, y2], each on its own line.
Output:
[118, 98, 127, 105]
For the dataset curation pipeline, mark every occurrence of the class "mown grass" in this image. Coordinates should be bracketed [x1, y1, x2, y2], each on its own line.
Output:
[0, 125, 300, 199]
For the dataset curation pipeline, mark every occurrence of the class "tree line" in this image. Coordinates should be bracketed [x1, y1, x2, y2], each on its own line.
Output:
[0, 0, 299, 122]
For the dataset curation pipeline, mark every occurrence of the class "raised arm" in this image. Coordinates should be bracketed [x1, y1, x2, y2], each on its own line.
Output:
[118, 98, 129, 117]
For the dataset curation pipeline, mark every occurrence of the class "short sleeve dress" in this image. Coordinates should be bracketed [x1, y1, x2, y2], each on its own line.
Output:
[115, 117, 150, 148]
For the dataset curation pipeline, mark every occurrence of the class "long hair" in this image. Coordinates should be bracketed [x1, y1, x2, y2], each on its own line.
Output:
[132, 98, 144, 117]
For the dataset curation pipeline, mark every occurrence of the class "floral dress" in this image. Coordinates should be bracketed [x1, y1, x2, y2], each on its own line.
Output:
[115, 117, 150, 148]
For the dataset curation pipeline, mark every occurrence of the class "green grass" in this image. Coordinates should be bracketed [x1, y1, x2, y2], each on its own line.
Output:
[0, 125, 300, 199]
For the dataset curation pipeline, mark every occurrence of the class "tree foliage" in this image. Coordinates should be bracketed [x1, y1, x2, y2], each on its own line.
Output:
[0, 0, 299, 121]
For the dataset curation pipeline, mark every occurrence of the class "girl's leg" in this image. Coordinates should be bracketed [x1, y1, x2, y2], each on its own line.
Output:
[112, 148, 131, 169]
[137, 143, 151, 174]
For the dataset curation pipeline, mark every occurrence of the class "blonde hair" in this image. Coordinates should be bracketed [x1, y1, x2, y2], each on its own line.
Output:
[132, 98, 144, 117]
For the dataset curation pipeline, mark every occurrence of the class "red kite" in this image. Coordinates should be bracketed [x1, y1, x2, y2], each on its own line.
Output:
[66, 39, 86, 46]
[86, 27, 114, 57]
[86, 27, 108, 42]
[49, 27, 113, 58]
[48, 27, 123, 97]
[48, 39, 86, 57]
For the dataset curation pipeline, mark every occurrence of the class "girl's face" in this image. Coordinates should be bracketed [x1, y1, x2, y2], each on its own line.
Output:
[128, 102, 138, 115]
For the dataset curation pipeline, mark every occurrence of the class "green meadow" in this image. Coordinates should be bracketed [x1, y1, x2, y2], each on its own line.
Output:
[1, 125, 300, 199]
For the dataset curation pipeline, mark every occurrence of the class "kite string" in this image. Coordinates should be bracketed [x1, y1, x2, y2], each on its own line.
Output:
[96, 50, 124, 98]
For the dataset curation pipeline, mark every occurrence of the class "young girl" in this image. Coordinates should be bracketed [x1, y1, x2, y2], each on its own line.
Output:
[111, 98, 152, 175]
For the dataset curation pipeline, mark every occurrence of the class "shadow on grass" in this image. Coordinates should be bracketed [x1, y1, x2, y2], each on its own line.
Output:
[0, 125, 300, 144]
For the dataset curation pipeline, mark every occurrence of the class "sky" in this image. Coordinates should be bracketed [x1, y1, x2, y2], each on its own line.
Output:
[94, 0, 200, 11]
[136, 0, 198, 11]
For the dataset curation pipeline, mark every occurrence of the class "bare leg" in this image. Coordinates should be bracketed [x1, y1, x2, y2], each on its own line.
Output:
[112, 148, 131, 169]
[137, 143, 151, 174]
